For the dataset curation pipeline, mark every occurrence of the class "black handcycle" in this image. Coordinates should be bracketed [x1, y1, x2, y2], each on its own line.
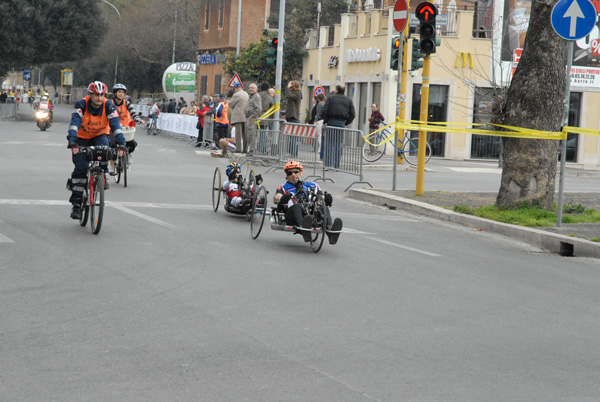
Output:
[250, 186, 335, 253]
[212, 166, 259, 220]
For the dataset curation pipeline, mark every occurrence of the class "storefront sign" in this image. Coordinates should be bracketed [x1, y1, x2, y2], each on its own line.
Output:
[198, 54, 217, 64]
[328, 56, 339, 68]
[345, 47, 381, 63]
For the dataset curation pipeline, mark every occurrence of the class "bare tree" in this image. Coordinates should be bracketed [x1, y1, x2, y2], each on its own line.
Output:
[492, 0, 566, 210]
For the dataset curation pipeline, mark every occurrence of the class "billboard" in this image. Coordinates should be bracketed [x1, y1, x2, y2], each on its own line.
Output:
[162, 62, 197, 105]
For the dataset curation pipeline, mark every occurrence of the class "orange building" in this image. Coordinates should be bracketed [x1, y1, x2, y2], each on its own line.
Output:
[196, 0, 275, 100]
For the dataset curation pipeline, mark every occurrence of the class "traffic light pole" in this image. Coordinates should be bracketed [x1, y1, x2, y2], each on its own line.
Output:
[416, 55, 431, 196]
[392, 17, 410, 190]
[272, 0, 286, 134]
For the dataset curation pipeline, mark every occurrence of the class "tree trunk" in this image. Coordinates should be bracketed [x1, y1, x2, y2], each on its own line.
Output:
[493, 0, 567, 210]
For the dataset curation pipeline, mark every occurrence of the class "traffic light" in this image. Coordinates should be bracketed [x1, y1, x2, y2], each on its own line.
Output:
[411, 38, 424, 71]
[267, 37, 278, 66]
[390, 36, 401, 71]
[415, 2, 438, 54]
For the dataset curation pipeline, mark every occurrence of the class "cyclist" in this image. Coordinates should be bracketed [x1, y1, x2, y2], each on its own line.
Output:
[221, 162, 254, 213]
[148, 100, 160, 134]
[66, 81, 126, 220]
[273, 161, 343, 244]
[110, 83, 144, 171]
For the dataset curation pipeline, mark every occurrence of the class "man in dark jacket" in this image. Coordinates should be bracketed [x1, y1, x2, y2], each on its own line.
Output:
[321, 85, 355, 169]
[168, 98, 177, 113]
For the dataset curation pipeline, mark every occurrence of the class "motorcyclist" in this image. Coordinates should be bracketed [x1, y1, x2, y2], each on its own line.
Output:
[274, 160, 343, 244]
[37, 95, 54, 122]
[110, 83, 144, 170]
[66, 81, 126, 220]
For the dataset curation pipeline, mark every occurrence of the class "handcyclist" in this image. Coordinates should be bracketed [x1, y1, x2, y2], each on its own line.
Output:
[66, 81, 126, 220]
[221, 162, 258, 213]
[109, 83, 145, 172]
[273, 160, 343, 244]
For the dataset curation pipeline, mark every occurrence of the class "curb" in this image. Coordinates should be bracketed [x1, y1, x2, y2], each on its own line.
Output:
[348, 188, 600, 259]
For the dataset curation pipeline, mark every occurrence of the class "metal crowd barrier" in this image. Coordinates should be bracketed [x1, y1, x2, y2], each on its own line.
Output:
[199, 118, 214, 147]
[270, 123, 319, 179]
[322, 125, 372, 191]
[0, 103, 17, 120]
[253, 119, 284, 163]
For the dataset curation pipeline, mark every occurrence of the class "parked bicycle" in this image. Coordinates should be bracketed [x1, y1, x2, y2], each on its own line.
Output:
[362, 125, 432, 165]
[67, 146, 116, 234]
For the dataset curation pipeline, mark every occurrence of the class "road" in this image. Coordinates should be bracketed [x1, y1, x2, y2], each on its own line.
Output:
[2, 104, 600, 401]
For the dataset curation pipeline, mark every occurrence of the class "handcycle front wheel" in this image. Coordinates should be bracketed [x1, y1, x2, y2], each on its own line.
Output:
[309, 195, 327, 253]
[250, 186, 268, 239]
[362, 131, 387, 162]
[90, 174, 105, 234]
[244, 168, 257, 221]
[212, 167, 221, 212]
[402, 138, 432, 166]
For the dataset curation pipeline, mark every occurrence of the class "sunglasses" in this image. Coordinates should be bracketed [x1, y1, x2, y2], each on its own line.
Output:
[286, 169, 301, 175]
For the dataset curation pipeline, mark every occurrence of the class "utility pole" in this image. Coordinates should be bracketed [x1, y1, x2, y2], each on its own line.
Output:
[100, 0, 120, 86]
[272, 0, 286, 134]
[415, 55, 430, 196]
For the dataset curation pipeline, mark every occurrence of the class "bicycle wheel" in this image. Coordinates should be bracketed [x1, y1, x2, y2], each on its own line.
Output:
[122, 153, 128, 188]
[79, 192, 89, 227]
[402, 138, 432, 166]
[115, 157, 122, 183]
[212, 167, 221, 212]
[309, 195, 326, 253]
[362, 132, 387, 162]
[244, 168, 257, 221]
[90, 174, 105, 234]
[250, 186, 268, 239]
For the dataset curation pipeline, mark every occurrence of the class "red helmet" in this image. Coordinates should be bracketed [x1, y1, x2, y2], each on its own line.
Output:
[284, 160, 303, 173]
[88, 81, 108, 95]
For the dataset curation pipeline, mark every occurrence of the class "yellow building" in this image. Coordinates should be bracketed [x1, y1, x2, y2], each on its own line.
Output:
[302, 5, 600, 169]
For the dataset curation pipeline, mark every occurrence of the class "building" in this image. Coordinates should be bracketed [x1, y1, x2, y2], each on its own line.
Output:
[196, 0, 275, 99]
[302, 1, 600, 169]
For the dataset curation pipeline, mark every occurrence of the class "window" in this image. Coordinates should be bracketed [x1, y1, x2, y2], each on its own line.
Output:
[214, 74, 222, 95]
[563, 92, 582, 163]
[204, 0, 210, 31]
[218, 0, 224, 29]
[200, 75, 208, 97]
[411, 84, 448, 157]
[471, 87, 500, 159]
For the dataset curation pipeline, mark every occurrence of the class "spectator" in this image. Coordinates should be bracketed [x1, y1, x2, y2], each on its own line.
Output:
[186, 101, 198, 115]
[228, 83, 249, 153]
[308, 96, 318, 124]
[244, 83, 262, 155]
[195, 101, 211, 147]
[0, 91, 7, 103]
[315, 93, 326, 157]
[368, 103, 385, 134]
[284, 80, 302, 123]
[168, 98, 177, 113]
[259, 83, 274, 123]
[176, 97, 184, 113]
[321, 84, 355, 169]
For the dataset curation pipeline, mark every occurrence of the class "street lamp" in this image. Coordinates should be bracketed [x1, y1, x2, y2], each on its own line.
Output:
[99, 0, 121, 86]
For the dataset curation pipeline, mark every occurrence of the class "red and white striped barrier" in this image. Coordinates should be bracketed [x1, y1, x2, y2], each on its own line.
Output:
[283, 123, 318, 138]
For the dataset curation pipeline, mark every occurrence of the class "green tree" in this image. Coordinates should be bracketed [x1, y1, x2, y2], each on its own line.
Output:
[0, 0, 106, 77]
[492, 0, 566, 209]
[223, 39, 275, 87]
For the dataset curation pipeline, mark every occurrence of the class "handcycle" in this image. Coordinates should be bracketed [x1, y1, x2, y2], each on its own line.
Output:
[249, 185, 337, 253]
[362, 124, 432, 165]
[67, 146, 115, 234]
[211, 165, 260, 220]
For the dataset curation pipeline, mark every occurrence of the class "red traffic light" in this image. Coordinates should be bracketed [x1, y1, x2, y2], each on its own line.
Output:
[415, 2, 437, 22]
[393, 38, 401, 49]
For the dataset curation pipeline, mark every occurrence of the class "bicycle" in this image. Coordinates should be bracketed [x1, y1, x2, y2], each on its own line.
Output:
[68, 146, 114, 234]
[362, 125, 432, 165]
[147, 115, 158, 135]
[113, 126, 135, 187]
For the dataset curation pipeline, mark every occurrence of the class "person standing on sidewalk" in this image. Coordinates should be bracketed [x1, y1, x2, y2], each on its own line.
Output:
[368, 103, 385, 134]
[244, 83, 262, 155]
[321, 84, 355, 169]
[228, 83, 249, 153]
[284, 80, 302, 156]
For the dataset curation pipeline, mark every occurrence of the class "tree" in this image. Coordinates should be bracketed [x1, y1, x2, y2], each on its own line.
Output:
[492, 0, 566, 210]
[223, 39, 275, 87]
[0, 0, 106, 77]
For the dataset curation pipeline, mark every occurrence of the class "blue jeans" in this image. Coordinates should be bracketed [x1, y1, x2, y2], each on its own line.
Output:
[69, 135, 109, 204]
[324, 120, 345, 169]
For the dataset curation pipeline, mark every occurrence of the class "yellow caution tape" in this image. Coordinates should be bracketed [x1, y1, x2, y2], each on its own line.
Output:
[255, 104, 281, 128]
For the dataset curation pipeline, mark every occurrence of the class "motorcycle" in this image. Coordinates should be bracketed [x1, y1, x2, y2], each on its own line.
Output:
[35, 108, 52, 131]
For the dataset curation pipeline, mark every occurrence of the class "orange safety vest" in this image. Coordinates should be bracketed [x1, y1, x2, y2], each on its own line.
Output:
[77, 96, 110, 139]
[114, 100, 132, 127]
[215, 102, 229, 125]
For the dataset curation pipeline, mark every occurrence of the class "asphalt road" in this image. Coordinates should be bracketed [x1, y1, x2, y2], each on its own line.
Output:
[2, 104, 600, 401]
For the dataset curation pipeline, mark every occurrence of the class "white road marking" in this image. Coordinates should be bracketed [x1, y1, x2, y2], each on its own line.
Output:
[0, 199, 209, 209]
[111, 205, 179, 229]
[365, 236, 441, 257]
[342, 228, 376, 235]
[0, 232, 14, 243]
[447, 167, 501, 174]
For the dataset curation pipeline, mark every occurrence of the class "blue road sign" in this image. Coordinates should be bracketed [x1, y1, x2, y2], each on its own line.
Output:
[23, 70, 32, 81]
[551, 0, 597, 40]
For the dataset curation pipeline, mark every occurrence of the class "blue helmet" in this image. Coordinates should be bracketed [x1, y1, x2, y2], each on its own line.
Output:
[226, 162, 240, 179]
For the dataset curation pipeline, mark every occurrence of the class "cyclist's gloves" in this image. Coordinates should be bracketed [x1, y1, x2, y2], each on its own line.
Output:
[324, 192, 333, 207]
[67, 142, 78, 150]
[117, 144, 127, 150]
[255, 174, 263, 185]
[279, 192, 292, 206]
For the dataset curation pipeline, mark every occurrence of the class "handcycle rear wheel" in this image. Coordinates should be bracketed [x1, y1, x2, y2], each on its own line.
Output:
[402, 138, 432, 166]
[90, 174, 105, 234]
[309, 195, 327, 253]
[250, 186, 268, 239]
[212, 167, 221, 212]
[362, 131, 387, 162]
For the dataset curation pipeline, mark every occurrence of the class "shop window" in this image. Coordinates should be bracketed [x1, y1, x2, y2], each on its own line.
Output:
[561, 92, 581, 163]
[411, 84, 448, 157]
[471, 87, 500, 159]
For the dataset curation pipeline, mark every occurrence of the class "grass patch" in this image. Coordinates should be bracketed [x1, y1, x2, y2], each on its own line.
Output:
[452, 202, 600, 227]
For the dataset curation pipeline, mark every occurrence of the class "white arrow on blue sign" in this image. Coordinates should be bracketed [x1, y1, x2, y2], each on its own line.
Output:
[551, 0, 597, 40]
[23, 70, 32, 81]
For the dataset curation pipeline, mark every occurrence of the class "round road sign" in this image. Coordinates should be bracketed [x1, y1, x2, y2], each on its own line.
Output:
[393, 0, 408, 33]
